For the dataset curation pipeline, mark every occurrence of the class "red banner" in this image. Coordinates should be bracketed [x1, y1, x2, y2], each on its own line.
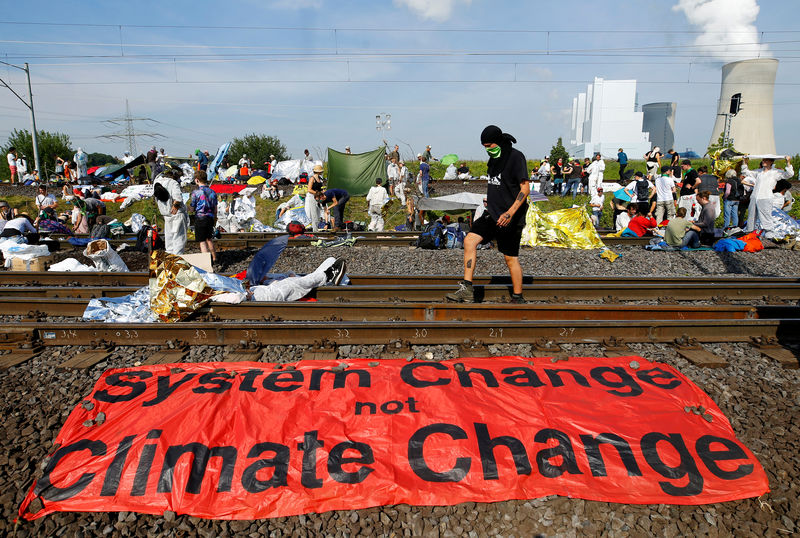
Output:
[20, 357, 767, 520]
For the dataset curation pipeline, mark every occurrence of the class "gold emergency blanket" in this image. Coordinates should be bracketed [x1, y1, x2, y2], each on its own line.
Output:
[148, 251, 215, 322]
[710, 149, 739, 178]
[521, 205, 605, 250]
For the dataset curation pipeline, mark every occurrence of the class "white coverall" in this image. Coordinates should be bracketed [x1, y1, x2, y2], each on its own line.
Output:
[153, 175, 188, 255]
[743, 163, 794, 235]
[366, 184, 389, 231]
[250, 257, 336, 302]
[587, 159, 605, 193]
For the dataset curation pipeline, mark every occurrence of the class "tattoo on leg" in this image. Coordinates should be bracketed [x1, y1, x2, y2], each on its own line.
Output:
[466, 260, 472, 268]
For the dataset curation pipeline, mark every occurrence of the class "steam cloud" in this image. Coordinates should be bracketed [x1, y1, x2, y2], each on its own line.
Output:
[673, 0, 770, 61]
[394, 0, 471, 22]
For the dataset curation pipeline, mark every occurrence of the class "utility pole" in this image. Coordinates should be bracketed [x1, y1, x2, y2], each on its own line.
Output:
[0, 60, 41, 177]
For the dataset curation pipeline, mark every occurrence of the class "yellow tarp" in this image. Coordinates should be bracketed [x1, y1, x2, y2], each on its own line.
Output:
[521, 205, 605, 249]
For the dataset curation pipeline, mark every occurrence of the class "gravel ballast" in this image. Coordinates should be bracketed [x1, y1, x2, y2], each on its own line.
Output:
[1, 182, 799, 536]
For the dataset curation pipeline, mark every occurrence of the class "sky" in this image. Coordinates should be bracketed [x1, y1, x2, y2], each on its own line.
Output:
[0, 0, 797, 166]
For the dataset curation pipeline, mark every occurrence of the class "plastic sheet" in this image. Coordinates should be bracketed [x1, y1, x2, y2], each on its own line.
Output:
[275, 207, 311, 229]
[148, 251, 216, 322]
[246, 235, 289, 285]
[128, 213, 148, 233]
[49, 258, 97, 272]
[83, 240, 129, 272]
[521, 205, 605, 249]
[0, 238, 49, 267]
[83, 286, 157, 323]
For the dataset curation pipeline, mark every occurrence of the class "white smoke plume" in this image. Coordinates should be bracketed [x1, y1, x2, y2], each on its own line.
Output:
[673, 0, 770, 61]
[394, 0, 471, 22]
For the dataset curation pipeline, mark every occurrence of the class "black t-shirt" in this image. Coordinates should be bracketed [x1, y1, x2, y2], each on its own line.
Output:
[680, 169, 698, 196]
[551, 163, 562, 179]
[698, 174, 719, 195]
[486, 147, 529, 224]
[670, 152, 680, 165]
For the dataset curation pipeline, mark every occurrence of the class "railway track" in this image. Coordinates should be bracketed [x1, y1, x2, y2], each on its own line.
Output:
[4, 271, 799, 287]
[45, 232, 651, 249]
[3, 281, 796, 302]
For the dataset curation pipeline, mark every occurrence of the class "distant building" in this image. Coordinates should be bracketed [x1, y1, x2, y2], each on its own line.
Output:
[642, 102, 677, 152]
[567, 77, 651, 159]
[708, 58, 777, 155]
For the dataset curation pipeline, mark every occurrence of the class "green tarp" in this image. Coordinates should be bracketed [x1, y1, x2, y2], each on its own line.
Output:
[326, 146, 386, 196]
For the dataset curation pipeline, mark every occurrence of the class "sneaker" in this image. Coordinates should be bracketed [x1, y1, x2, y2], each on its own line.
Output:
[325, 258, 347, 285]
[509, 293, 526, 304]
[445, 280, 474, 303]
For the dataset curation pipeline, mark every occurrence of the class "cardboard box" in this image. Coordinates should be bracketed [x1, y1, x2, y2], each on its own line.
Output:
[10, 255, 53, 272]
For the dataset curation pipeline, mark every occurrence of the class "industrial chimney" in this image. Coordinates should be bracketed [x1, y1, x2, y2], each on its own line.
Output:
[642, 102, 677, 152]
[707, 58, 778, 155]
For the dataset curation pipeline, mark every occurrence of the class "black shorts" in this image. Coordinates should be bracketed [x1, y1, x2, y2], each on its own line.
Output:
[195, 216, 215, 242]
[470, 213, 524, 257]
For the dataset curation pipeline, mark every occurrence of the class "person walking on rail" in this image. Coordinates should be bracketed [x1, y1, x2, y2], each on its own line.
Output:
[446, 125, 530, 304]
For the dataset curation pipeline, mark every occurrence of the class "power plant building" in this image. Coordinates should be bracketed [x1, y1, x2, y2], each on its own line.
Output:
[642, 102, 677, 152]
[708, 58, 778, 155]
[567, 77, 651, 159]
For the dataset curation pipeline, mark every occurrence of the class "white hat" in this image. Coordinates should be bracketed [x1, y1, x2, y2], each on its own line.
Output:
[417, 153, 422, 158]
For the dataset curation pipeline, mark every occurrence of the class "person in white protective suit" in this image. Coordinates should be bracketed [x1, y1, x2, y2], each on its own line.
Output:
[366, 177, 390, 231]
[742, 155, 794, 236]
[74, 148, 88, 178]
[249, 257, 346, 302]
[153, 169, 189, 254]
[586, 153, 605, 194]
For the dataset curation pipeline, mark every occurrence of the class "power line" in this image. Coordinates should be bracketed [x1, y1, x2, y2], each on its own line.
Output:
[97, 100, 163, 154]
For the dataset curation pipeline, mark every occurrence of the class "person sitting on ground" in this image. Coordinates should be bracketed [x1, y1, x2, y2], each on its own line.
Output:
[457, 162, 471, 182]
[694, 190, 716, 245]
[623, 205, 657, 237]
[773, 179, 793, 211]
[316, 188, 350, 231]
[70, 200, 89, 234]
[615, 203, 635, 232]
[665, 206, 702, 249]
[366, 178, 390, 232]
[276, 191, 305, 220]
[0, 213, 38, 242]
[0, 201, 18, 226]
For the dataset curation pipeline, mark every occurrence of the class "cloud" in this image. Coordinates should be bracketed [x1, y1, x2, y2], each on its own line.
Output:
[393, 0, 471, 22]
[672, 0, 770, 61]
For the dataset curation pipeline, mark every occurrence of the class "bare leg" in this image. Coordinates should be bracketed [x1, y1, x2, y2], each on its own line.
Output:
[462, 232, 481, 282]
[206, 239, 217, 261]
[504, 255, 523, 294]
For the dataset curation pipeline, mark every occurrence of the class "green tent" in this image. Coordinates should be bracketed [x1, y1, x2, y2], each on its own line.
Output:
[326, 146, 386, 196]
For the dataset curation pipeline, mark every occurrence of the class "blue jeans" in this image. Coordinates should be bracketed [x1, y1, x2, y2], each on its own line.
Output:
[563, 179, 580, 198]
[422, 177, 430, 197]
[723, 200, 739, 229]
[681, 230, 700, 248]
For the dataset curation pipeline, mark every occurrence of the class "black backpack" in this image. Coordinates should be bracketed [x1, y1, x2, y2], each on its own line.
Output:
[636, 179, 650, 201]
[416, 222, 446, 249]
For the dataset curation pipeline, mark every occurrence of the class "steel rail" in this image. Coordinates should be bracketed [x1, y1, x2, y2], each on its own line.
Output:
[3, 272, 798, 287]
[1, 282, 798, 301]
[48, 235, 651, 249]
[0, 297, 775, 321]
[23, 318, 800, 347]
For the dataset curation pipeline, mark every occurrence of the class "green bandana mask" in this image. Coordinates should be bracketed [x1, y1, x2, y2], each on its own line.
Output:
[486, 146, 501, 158]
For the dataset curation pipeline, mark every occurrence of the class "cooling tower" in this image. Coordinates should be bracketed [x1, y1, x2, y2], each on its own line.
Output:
[708, 58, 778, 154]
[642, 102, 677, 151]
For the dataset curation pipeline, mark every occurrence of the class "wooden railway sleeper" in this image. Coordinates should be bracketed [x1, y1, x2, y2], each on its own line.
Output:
[750, 335, 780, 349]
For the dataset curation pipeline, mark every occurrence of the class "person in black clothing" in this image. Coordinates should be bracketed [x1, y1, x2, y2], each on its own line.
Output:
[446, 125, 530, 304]
[668, 149, 681, 179]
[551, 158, 563, 195]
[678, 159, 699, 217]
[316, 188, 350, 231]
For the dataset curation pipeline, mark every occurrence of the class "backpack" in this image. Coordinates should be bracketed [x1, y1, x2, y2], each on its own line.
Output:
[444, 226, 465, 249]
[417, 222, 446, 249]
[135, 226, 165, 252]
[636, 179, 650, 201]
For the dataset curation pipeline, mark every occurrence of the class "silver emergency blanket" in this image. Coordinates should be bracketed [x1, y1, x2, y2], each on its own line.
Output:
[769, 208, 800, 240]
[416, 192, 488, 220]
[83, 286, 158, 323]
[272, 159, 322, 181]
